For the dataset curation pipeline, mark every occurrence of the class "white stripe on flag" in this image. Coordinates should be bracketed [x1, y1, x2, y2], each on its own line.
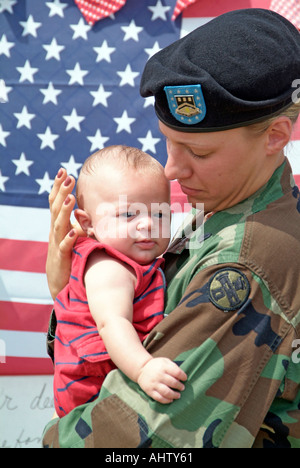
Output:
[181, 17, 213, 37]
[171, 212, 189, 237]
[0, 270, 53, 304]
[286, 141, 300, 176]
[0, 330, 48, 359]
[0, 205, 50, 242]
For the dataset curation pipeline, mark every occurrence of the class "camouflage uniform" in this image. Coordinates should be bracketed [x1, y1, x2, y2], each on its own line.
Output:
[43, 159, 300, 448]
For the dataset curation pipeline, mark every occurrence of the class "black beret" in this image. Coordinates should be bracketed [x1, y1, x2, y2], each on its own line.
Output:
[140, 8, 300, 132]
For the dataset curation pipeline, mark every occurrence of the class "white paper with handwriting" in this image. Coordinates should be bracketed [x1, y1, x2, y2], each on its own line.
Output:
[0, 375, 54, 448]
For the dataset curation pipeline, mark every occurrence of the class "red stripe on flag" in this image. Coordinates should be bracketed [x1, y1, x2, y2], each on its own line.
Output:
[270, 0, 300, 30]
[0, 239, 48, 273]
[294, 175, 300, 187]
[183, 0, 271, 16]
[74, 0, 126, 25]
[171, 181, 190, 211]
[292, 119, 300, 140]
[173, 0, 198, 20]
[0, 357, 53, 376]
[0, 302, 52, 333]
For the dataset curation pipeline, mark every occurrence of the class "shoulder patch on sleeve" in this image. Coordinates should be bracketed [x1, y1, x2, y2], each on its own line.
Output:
[208, 268, 251, 312]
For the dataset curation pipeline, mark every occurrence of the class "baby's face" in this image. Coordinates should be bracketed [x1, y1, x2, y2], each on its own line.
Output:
[87, 166, 171, 264]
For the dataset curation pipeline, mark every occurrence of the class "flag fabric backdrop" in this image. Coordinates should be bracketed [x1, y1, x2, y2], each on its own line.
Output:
[72, 0, 199, 24]
[270, 0, 300, 29]
[0, 0, 299, 376]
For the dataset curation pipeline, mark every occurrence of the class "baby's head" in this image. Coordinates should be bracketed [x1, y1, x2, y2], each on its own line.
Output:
[75, 145, 171, 264]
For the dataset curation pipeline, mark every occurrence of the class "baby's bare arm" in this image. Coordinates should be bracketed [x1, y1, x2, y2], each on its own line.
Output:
[85, 252, 187, 403]
[85, 252, 155, 379]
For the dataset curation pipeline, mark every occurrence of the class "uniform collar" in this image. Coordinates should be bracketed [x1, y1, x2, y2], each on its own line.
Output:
[167, 158, 295, 255]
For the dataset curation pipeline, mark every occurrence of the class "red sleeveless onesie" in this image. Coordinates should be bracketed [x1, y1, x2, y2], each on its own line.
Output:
[53, 237, 166, 417]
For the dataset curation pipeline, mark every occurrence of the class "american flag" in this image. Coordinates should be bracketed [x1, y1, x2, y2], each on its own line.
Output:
[270, 0, 300, 30]
[0, 0, 299, 376]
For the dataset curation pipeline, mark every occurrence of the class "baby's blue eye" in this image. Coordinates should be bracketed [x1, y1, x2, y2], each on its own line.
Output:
[120, 212, 135, 218]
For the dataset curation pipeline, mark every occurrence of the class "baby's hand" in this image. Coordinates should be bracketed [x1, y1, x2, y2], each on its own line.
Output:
[137, 358, 187, 404]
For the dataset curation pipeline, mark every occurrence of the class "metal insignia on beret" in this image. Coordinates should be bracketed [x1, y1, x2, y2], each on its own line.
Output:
[164, 84, 206, 125]
[208, 268, 251, 312]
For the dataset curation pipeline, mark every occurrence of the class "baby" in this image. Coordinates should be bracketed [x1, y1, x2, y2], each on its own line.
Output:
[53, 145, 187, 418]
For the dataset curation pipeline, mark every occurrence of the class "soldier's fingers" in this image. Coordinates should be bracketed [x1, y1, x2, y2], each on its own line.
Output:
[49, 168, 67, 209]
[46, 221, 79, 300]
[59, 228, 79, 258]
[52, 194, 76, 243]
[50, 171, 76, 227]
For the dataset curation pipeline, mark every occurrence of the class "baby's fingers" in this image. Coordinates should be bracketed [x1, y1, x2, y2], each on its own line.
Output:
[162, 373, 186, 392]
[151, 393, 174, 405]
[175, 367, 188, 383]
[165, 361, 187, 383]
[152, 385, 182, 405]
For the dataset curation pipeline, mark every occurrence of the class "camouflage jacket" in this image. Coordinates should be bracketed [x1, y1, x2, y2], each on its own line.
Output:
[43, 158, 300, 448]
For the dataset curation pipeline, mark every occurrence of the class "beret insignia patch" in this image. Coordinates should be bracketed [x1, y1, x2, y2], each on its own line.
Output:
[209, 268, 251, 312]
[164, 84, 206, 125]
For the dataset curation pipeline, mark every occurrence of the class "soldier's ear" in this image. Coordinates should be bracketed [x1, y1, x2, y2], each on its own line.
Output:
[265, 116, 293, 156]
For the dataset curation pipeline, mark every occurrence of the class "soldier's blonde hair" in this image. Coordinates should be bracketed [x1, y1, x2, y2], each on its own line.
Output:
[246, 102, 300, 135]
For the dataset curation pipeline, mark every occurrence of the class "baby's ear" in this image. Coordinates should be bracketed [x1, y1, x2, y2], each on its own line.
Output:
[74, 209, 94, 237]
